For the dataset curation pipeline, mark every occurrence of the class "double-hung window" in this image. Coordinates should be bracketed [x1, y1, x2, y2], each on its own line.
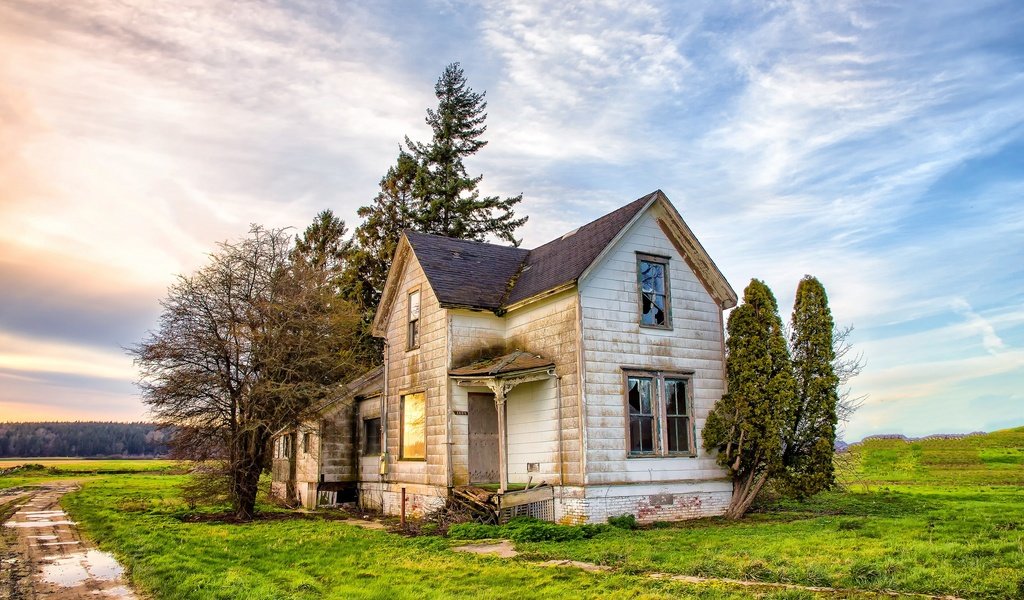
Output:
[407, 289, 421, 350]
[625, 371, 694, 457]
[637, 254, 671, 328]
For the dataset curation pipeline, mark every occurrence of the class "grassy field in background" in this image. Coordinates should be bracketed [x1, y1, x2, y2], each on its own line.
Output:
[2, 428, 1021, 599]
[0, 458, 178, 490]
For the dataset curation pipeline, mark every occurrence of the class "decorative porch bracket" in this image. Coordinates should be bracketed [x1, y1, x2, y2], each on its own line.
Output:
[454, 369, 553, 493]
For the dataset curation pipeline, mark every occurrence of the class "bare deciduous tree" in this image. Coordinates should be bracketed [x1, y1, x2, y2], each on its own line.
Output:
[132, 225, 364, 520]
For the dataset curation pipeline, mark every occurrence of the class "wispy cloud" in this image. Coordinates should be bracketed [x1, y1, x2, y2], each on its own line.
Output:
[0, 0, 1021, 436]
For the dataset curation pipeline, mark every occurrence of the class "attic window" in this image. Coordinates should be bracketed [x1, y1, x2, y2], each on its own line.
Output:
[637, 253, 671, 329]
[407, 289, 421, 350]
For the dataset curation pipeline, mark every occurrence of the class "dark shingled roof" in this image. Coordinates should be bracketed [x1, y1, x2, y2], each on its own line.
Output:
[505, 192, 654, 305]
[404, 192, 656, 312]
[404, 230, 528, 310]
[449, 350, 554, 376]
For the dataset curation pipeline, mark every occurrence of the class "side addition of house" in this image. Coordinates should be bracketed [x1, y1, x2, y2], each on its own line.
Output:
[272, 190, 738, 524]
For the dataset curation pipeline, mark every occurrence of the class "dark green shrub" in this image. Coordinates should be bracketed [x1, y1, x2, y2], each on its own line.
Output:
[447, 517, 609, 542]
[607, 514, 638, 529]
[447, 522, 501, 539]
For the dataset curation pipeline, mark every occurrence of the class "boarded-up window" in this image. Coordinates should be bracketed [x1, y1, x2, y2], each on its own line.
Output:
[363, 417, 381, 456]
[401, 392, 426, 459]
[407, 289, 421, 349]
[665, 378, 691, 453]
[638, 255, 670, 328]
[627, 376, 655, 454]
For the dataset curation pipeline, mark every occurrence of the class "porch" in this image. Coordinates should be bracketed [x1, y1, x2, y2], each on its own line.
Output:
[449, 350, 561, 495]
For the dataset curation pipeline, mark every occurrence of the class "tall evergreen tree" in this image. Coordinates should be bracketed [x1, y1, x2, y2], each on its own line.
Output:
[781, 275, 840, 496]
[703, 279, 797, 519]
[345, 150, 418, 312]
[292, 210, 350, 283]
[405, 62, 526, 245]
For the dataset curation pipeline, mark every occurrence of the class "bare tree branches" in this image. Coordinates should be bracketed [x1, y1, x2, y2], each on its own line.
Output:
[131, 225, 368, 519]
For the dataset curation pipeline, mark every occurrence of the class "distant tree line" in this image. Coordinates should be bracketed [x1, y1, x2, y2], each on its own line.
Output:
[0, 422, 168, 458]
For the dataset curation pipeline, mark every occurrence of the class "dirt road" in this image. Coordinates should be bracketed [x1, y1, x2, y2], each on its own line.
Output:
[1, 483, 138, 599]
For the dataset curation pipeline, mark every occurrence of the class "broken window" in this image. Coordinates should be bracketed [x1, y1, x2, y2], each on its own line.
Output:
[407, 289, 421, 349]
[363, 417, 382, 456]
[627, 376, 655, 454]
[664, 378, 692, 454]
[302, 432, 310, 454]
[637, 254, 671, 328]
[626, 371, 695, 457]
[400, 392, 425, 460]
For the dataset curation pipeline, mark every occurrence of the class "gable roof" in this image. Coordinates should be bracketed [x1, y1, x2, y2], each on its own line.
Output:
[504, 192, 655, 306]
[404, 231, 528, 310]
[372, 190, 735, 334]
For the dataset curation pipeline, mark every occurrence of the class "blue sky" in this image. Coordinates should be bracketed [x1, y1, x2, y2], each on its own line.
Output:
[0, 0, 1021, 440]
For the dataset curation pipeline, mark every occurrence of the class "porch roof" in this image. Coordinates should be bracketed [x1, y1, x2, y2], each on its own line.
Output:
[448, 350, 553, 377]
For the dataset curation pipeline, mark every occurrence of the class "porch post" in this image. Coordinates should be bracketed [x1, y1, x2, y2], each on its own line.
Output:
[493, 387, 509, 494]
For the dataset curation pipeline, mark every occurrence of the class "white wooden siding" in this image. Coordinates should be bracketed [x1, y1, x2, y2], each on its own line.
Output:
[578, 204, 729, 486]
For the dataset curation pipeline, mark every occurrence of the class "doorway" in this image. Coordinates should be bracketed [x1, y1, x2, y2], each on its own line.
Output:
[468, 392, 499, 484]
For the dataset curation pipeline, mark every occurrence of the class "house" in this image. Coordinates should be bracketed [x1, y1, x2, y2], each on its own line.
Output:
[271, 190, 738, 524]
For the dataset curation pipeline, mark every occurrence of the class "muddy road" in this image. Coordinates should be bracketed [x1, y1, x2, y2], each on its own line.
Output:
[1, 483, 139, 599]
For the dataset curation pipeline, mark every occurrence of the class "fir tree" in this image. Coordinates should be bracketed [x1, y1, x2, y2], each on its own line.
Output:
[703, 279, 797, 518]
[782, 275, 840, 497]
[405, 62, 526, 245]
[292, 210, 350, 280]
[344, 150, 418, 312]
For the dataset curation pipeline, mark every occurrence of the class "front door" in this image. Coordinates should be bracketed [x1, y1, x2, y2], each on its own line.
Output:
[468, 392, 499, 484]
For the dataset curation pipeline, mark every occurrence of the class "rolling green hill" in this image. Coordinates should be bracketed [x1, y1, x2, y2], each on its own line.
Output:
[844, 426, 1024, 485]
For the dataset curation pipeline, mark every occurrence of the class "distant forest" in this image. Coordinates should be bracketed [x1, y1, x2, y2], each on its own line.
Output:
[0, 422, 169, 457]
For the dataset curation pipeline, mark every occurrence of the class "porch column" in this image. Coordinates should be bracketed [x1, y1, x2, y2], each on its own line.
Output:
[493, 387, 509, 493]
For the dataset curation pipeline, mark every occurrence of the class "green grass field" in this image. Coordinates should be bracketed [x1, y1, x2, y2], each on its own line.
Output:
[2, 428, 1022, 599]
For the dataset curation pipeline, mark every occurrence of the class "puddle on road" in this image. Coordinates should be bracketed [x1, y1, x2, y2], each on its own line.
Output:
[4, 520, 77, 528]
[40, 550, 125, 587]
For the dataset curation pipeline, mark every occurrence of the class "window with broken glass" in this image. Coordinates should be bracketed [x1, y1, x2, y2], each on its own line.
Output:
[637, 254, 671, 328]
[626, 371, 694, 457]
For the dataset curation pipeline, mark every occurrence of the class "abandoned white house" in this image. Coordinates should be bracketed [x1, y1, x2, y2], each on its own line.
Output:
[271, 190, 738, 524]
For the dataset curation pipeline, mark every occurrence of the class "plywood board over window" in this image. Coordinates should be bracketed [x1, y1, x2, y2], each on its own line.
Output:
[400, 392, 426, 460]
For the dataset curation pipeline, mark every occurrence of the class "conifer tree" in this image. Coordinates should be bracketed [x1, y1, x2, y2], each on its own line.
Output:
[345, 150, 418, 312]
[703, 279, 797, 518]
[293, 210, 350, 280]
[405, 62, 526, 245]
[781, 275, 840, 496]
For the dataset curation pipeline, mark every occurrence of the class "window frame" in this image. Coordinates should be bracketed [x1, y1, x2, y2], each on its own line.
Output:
[622, 369, 696, 458]
[362, 417, 382, 457]
[399, 391, 427, 461]
[624, 373, 657, 456]
[302, 432, 311, 454]
[406, 287, 421, 351]
[636, 253, 673, 330]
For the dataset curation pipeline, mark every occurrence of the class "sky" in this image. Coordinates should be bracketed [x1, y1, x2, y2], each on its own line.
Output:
[0, 0, 1021, 441]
